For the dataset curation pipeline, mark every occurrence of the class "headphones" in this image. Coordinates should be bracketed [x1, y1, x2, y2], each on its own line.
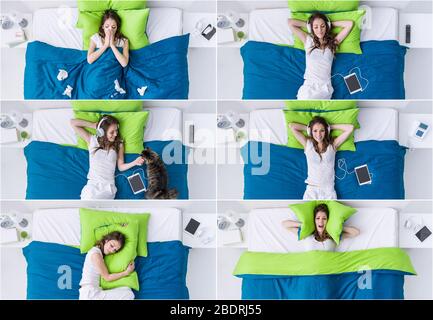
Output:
[307, 15, 331, 34]
[96, 116, 119, 138]
[307, 122, 331, 136]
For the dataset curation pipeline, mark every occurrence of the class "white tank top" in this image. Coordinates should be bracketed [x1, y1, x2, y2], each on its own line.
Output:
[303, 35, 334, 83]
[304, 139, 336, 188]
[87, 135, 117, 184]
[80, 247, 103, 287]
[303, 235, 336, 251]
[90, 33, 126, 48]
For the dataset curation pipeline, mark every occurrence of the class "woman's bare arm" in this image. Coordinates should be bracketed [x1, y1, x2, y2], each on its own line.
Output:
[332, 20, 354, 45]
[70, 119, 96, 144]
[87, 37, 109, 64]
[117, 144, 145, 172]
[289, 122, 308, 147]
[341, 226, 360, 239]
[91, 253, 134, 282]
[331, 124, 354, 149]
[288, 18, 308, 44]
[282, 220, 302, 235]
[111, 38, 129, 68]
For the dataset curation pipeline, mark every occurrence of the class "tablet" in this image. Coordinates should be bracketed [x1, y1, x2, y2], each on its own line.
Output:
[184, 218, 201, 236]
[127, 173, 146, 194]
[415, 226, 432, 242]
[344, 73, 363, 94]
[355, 165, 372, 185]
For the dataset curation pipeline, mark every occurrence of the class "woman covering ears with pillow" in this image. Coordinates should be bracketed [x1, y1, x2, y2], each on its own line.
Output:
[282, 204, 359, 251]
[79, 231, 135, 300]
[289, 116, 354, 200]
[70, 115, 145, 200]
[288, 12, 353, 99]
[87, 10, 129, 67]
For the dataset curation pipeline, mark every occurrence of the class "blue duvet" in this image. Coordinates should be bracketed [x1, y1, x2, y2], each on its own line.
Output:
[242, 40, 406, 99]
[242, 140, 405, 199]
[24, 140, 189, 199]
[23, 241, 190, 299]
[24, 35, 189, 99]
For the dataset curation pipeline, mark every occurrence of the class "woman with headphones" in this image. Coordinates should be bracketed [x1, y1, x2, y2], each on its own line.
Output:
[71, 115, 144, 199]
[288, 116, 354, 200]
[288, 12, 353, 99]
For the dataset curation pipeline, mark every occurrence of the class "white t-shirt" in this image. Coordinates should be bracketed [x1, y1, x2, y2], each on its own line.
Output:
[303, 235, 336, 251]
[80, 247, 103, 287]
[303, 35, 334, 83]
[87, 135, 117, 184]
[304, 139, 336, 188]
[90, 33, 126, 48]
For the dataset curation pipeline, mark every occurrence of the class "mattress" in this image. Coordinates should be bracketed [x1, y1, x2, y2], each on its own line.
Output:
[247, 207, 398, 253]
[32, 107, 182, 145]
[249, 7, 398, 44]
[32, 7, 183, 49]
[248, 108, 398, 145]
[33, 207, 182, 245]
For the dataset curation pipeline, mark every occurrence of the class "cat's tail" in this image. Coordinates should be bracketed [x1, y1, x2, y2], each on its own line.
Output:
[166, 189, 179, 199]
[149, 189, 179, 199]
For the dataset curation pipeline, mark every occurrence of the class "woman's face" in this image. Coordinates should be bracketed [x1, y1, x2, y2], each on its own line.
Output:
[103, 18, 118, 36]
[103, 239, 121, 255]
[105, 123, 118, 142]
[311, 123, 327, 143]
[315, 211, 328, 234]
[311, 18, 327, 39]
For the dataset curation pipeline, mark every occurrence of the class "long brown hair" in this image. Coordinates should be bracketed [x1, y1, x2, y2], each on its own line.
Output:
[95, 231, 125, 256]
[307, 12, 337, 54]
[307, 116, 333, 160]
[313, 203, 331, 242]
[98, 9, 124, 43]
[94, 115, 123, 154]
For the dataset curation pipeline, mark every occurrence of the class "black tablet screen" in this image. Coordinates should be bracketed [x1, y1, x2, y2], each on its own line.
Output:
[185, 218, 200, 235]
[355, 166, 371, 184]
[129, 174, 145, 193]
[345, 74, 362, 93]
[415, 226, 432, 242]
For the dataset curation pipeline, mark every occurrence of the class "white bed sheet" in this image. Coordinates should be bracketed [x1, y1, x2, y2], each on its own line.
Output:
[32, 7, 183, 49]
[248, 107, 398, 145]
[32, 107, 182, 145]
[248, 207, 398, 253]
[249, 7, 398, 44]
[33, 207, 182, 246]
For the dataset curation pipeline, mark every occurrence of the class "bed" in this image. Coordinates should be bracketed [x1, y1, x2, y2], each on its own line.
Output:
[243, 7, 406, 99]
[242, 108, 406, 199]
[233, 207, 416, 299]
[24, 207, 189, 299]
[25, 8, 189, 99]
[25, 108, 189, 199]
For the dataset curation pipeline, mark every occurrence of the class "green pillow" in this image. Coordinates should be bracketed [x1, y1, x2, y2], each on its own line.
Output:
[291, 10, 365, 54]
[80, 208, 150, 257]
[324, 200, 356, 245]
[94, 222, 139, 290]
[289, 201, 317, 240]
[285, 100, 357, 111]
[72, 100, 143, 112]
[78, 0, 146, 12]
[284, 108, 359, 151]
[288, 0, 359, 13]
[74, 110, 149, 154]
[289, 201, 357, 244]
[77, 8, 150, 50]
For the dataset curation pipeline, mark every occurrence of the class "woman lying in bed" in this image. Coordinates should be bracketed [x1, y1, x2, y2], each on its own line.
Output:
[289, 116, 354, 200]
[282, 203, 359, 251]
[79, 231, 135, 300]
[288, 12, 353, 99]
[87, 10, 129, 67]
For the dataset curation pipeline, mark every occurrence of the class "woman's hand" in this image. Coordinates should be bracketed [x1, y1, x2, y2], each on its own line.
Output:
[109, 32, 116, 48]
[125, 262, 135, 274]
[103, 30, 111, 48]
[134, 156, 145, 166]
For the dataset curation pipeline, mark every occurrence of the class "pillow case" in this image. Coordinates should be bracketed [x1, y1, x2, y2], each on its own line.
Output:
[80, 208, 150, 257]
[284, 108, 360, 151]
[94, 222, 139, 290]
[289, 200, 357, 244]
[285, 100, 357, 111]
[74, 110, 149, 154]
[291, 10, 365, 54]
[72, 100, 143, 112]
[78, 0, 147, 12]
[288, 0, 359, 13]
[77, 8, 150, 50]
